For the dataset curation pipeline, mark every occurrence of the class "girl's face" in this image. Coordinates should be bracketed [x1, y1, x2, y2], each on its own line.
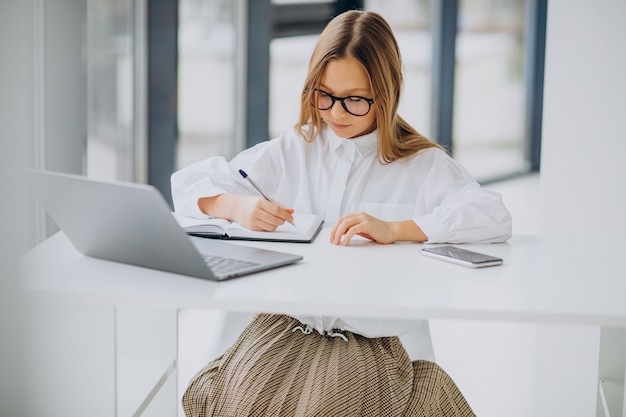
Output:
[318, 57, 377, 139]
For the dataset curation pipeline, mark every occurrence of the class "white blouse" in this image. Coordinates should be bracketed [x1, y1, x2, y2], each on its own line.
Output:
[171, 125, 512, 337]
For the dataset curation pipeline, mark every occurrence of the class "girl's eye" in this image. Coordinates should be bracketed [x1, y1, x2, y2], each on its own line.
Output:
[347, 97, 363, 103]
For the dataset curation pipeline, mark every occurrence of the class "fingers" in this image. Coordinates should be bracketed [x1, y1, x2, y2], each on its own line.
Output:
[248, 198, 295, 231]
[263, 200, 295, 225]
[330, 212, 393, 245]
[330, 212, 370, 246]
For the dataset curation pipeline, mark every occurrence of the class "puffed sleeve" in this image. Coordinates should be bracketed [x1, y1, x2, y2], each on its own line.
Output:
[413, 150, 512, 243]
[171, 139, 283, 218]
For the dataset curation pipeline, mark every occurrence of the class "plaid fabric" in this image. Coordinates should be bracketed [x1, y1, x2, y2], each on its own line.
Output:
[183, 314, 475, 417]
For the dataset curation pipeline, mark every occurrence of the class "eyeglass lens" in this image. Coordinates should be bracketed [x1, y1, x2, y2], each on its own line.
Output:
[312, 90, 372, 116]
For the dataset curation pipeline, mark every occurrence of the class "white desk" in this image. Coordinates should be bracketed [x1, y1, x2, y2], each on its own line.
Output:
[20, 228, 626, 417]
[21, 228, 626, 324]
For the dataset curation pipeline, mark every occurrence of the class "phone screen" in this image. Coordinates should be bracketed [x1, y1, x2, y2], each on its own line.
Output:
[421, 245, 503, 268]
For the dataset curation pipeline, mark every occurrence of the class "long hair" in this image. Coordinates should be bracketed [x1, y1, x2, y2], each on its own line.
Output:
[295, 10, 443, 163]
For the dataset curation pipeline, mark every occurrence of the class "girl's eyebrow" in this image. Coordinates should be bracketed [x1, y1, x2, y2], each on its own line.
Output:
[319, 84, 372, 96]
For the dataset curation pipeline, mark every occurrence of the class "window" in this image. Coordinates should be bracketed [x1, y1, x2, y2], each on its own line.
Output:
[177, 0, 239, 168]
[85, 0, 543, 190]
[86, 0, 138, 181]
[453, 0, 529, 181]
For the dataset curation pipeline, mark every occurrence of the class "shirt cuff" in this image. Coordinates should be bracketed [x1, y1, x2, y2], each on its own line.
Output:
[413, 213, 449, 243]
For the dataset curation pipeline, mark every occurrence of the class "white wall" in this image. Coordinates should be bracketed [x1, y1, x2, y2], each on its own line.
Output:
[0, 1, 88, 415]
[0, 1, 36, 415]
[540, 0, 626, 237]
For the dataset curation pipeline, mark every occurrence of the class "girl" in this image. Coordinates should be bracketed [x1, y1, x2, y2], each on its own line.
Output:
[173, 10, 511, 417]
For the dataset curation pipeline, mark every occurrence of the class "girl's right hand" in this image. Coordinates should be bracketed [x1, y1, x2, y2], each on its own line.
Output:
[233, 195, 295, 231]
[199, 194, 294, 232]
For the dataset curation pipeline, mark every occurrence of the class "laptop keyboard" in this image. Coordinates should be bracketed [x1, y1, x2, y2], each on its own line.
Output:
[203, 253, 261, 275]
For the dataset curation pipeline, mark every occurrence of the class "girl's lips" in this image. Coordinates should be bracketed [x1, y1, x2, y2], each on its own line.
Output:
[331, 122, 350, 130]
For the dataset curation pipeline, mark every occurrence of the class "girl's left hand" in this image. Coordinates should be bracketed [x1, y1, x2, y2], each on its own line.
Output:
[330, 212, 395, 246]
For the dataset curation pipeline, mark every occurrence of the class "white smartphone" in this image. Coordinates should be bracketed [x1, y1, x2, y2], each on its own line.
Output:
[420, 245, 503, 268]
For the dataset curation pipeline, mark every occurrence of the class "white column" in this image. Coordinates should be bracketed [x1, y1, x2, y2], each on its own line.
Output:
[540, 1, 626, 415]
[540, 0, 626, 238]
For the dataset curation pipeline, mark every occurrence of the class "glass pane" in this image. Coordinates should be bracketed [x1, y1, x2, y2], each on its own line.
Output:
[453, 0, 528, 181]
[269, 35, 317, 138]
[86, 0, 135, 181]
[177, 0, 237, 169]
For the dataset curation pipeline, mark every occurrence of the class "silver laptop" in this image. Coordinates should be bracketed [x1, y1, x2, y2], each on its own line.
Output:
[25, 169, 303, 281]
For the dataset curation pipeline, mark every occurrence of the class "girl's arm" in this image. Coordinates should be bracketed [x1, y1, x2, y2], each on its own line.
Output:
[330, 151, 512, 246]
[171, 136, 287, 220]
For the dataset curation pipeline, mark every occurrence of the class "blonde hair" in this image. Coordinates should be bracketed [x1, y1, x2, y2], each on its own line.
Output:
[295, 10, 443, 163]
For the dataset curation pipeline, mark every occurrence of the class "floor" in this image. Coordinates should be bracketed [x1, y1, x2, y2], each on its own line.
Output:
[178, 174, 557, 417]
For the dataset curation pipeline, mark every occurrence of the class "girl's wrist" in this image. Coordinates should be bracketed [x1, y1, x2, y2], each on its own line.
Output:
[198, 193, 237, 221]
[391, 220, 428, 243]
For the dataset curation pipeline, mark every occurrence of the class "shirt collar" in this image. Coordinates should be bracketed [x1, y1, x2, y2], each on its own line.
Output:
[324, 124, 378, 156]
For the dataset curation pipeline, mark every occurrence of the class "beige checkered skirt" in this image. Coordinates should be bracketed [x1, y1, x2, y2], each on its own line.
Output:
[182, 314, 475, 417]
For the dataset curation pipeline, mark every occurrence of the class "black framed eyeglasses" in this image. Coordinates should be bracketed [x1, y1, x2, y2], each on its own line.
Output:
[310, 89, 374, 117]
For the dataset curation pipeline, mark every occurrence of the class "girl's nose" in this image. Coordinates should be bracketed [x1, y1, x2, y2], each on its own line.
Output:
[329, 100, 348, 119]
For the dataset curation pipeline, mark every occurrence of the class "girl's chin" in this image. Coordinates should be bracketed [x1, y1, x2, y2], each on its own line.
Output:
[328, 123, 356, 138]
[325, 120, 376, 139]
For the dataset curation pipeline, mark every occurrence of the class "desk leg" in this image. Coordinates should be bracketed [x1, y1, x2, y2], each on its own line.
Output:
[596, 328, 626, 417]
[398, 320, 436, 362]
[530, 323, 601, 417]
[116, 305, 178, 417]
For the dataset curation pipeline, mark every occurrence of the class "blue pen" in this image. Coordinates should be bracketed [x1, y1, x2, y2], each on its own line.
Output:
[239, 169, 296, 227]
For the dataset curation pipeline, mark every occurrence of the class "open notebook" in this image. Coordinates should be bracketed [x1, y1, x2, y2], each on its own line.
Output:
[172, 212, 324, 243]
